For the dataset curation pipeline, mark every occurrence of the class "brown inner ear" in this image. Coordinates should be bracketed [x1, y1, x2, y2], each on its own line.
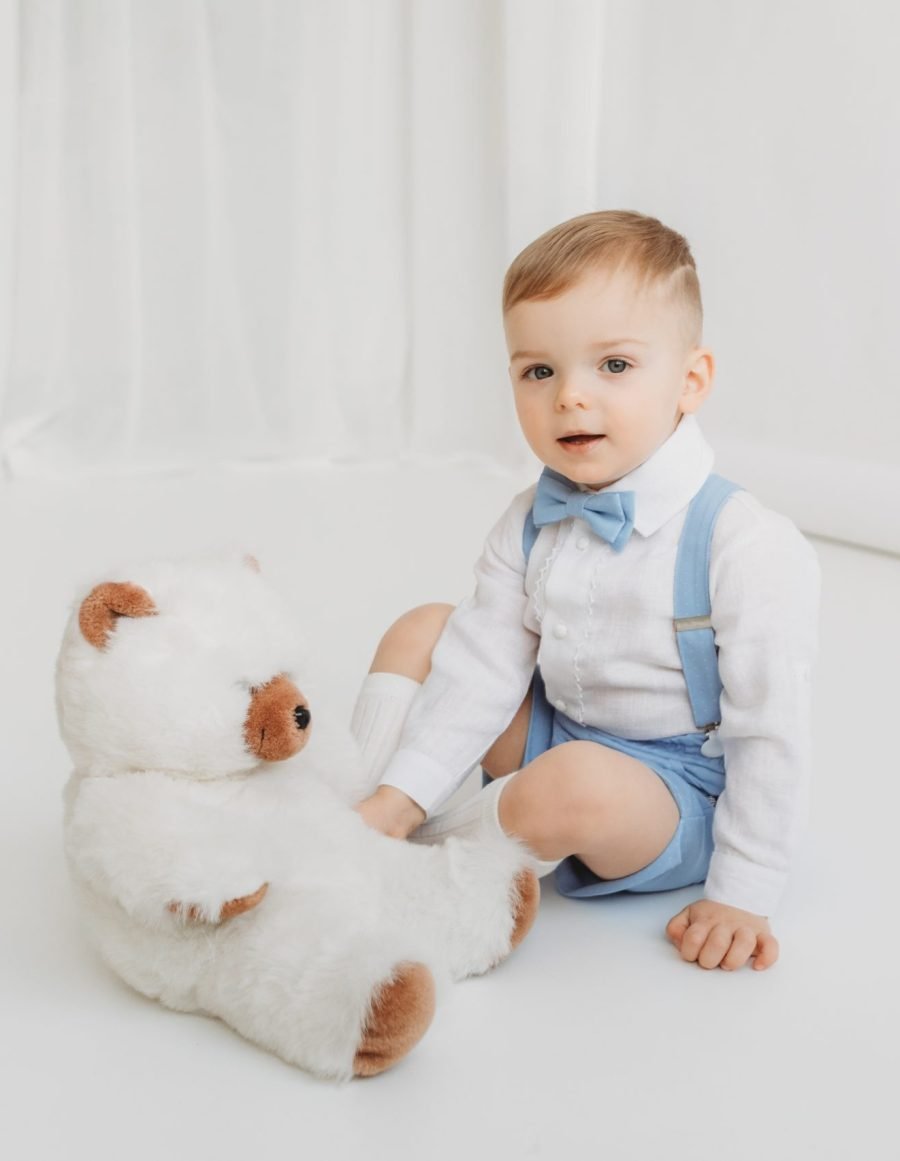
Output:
[78, 581, 158, 650]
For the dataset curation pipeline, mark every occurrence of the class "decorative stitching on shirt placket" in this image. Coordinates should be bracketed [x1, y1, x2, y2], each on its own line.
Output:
[572, 548, 601, 726]
[531, 523, 570, 627]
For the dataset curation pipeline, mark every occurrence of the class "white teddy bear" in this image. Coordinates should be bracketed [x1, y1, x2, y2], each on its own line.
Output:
[55, 551, 539, 1081]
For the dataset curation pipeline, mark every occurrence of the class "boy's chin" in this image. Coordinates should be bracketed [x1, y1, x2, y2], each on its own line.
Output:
[552, 463, 618, 491]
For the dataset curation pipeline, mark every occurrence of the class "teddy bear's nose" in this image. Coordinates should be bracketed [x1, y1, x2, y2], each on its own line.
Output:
[243, 674, 312, 762]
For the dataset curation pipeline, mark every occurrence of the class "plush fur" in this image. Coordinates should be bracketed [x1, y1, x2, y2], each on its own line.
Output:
[56, 551, 539, 1081]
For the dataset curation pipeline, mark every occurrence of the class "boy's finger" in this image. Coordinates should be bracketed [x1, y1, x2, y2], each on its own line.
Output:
[697, 923, 734, 969]
[665, 908, 691, 945]
[679, 921, 712, 963]
[719, 928, 757, 971]
[752, 933, 780, 970]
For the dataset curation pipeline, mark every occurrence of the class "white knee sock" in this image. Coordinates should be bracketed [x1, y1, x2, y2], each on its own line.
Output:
[349, 671, 421, 784]
[409, 771, 563, 879]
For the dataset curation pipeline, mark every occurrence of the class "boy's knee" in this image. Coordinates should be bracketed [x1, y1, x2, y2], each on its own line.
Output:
[370, 603, 455, 682]
[503, 742, 612, 852]
[547, 742, 613, 833]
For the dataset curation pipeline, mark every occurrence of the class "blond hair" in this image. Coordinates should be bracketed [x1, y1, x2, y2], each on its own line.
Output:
[503, 210, 702, 347]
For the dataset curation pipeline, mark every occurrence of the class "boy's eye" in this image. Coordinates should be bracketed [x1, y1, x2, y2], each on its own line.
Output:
[523, 365, 553, 381]
[603, 358, 629, 374]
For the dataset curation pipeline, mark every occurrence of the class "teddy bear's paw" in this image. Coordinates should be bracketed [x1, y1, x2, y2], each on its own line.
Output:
[509, 867, 540, 952]
[476, 868, 538, 975]
[219, 882, 269, 920]
[353, 962, 436, 1078]
[167, 882, 269, 925]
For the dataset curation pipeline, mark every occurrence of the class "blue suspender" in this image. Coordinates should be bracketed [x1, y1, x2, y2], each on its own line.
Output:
[522, 472, 742, 732]
[672, 474, 742, 729]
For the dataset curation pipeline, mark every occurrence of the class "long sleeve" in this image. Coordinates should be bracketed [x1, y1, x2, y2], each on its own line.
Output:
[703, 494, 822, 916]
[378, 486, 540, 815]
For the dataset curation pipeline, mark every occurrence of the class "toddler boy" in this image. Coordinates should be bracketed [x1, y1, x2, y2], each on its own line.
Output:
[352, 210, 820, 972]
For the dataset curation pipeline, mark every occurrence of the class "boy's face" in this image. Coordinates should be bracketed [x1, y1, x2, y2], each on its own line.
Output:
[504, 265, 714, 490]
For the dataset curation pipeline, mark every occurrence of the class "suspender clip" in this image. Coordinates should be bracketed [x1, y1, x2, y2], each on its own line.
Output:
[674, 615, 712, 632]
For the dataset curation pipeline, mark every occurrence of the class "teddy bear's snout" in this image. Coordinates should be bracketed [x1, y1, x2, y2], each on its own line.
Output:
[243, 673, 312, 763]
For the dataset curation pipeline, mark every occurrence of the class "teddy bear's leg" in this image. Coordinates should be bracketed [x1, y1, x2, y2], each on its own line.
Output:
[444, 841, 541, 978]
[353, 961, 436, 1078]
[195, 898, 440, 1083]
[373, 835, 541, 982]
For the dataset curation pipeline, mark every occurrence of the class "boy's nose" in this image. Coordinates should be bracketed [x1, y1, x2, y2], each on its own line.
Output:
[554, 376, 591, 408]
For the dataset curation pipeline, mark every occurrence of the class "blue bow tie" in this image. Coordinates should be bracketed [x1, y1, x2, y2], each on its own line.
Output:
[533, 467, 636, 552]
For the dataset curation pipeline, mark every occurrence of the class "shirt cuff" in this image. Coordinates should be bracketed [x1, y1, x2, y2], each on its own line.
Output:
[378, 748, 460, 818]
[703, 850, 788, 917]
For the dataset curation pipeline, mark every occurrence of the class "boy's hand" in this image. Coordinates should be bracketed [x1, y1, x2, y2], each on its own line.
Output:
[355, 785, 426, 839]
[665, 899, 779, 971]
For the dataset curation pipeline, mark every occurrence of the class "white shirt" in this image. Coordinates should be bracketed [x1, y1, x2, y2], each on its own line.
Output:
[379, 415, 822, 916]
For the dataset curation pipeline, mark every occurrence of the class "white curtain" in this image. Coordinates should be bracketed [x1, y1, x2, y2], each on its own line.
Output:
[5, 0, 896, 555]
[0, 0, 606, 478]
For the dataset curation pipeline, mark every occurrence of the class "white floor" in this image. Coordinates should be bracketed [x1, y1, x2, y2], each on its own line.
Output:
[1, 460, 898, 1161]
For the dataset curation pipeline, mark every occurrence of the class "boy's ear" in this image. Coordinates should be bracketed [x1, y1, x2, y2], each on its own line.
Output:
[679, 347, 715, 414]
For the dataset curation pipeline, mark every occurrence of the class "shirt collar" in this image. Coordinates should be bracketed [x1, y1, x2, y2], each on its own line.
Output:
[575, 414, 714, 537]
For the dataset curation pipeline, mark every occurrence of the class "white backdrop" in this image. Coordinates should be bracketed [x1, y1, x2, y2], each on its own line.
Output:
[0, 0, 603, 477]
[0, 0, 897, 552]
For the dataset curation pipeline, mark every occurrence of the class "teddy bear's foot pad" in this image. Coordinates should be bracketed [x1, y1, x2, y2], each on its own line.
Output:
[353, 961, 436, 1078]
[509, 867, 540, 951]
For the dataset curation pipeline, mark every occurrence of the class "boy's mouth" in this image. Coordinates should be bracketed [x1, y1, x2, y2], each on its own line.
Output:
[558, 433, 605, 447]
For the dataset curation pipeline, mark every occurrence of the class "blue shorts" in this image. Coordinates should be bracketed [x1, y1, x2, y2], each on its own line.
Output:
[520, 671, 726, 898]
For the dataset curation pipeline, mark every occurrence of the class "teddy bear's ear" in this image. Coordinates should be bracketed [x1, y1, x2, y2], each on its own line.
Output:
[78, 581, 158, 650]
[243, 554, 261, 573]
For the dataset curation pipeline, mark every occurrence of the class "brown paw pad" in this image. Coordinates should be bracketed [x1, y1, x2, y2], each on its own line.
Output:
[509, 867, 540, 951]
[353, 962, 436, 1078]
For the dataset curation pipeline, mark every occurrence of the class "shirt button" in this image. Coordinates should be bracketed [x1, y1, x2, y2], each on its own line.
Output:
[576, 536, 589, 550]
[553, 622, 568, 639]
[554, 698, 567, 713]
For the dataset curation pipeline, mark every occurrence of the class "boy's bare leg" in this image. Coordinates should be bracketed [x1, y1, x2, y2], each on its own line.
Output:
[480, 691, 532, 782]
[483, 691, 679, 880]
[487, 716, 780, 972]
[368, 602, 456, 681]
[492, 742, 679, 881]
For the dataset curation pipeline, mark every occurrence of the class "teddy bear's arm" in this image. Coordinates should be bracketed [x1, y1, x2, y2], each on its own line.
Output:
[65, 774, 270, 928]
